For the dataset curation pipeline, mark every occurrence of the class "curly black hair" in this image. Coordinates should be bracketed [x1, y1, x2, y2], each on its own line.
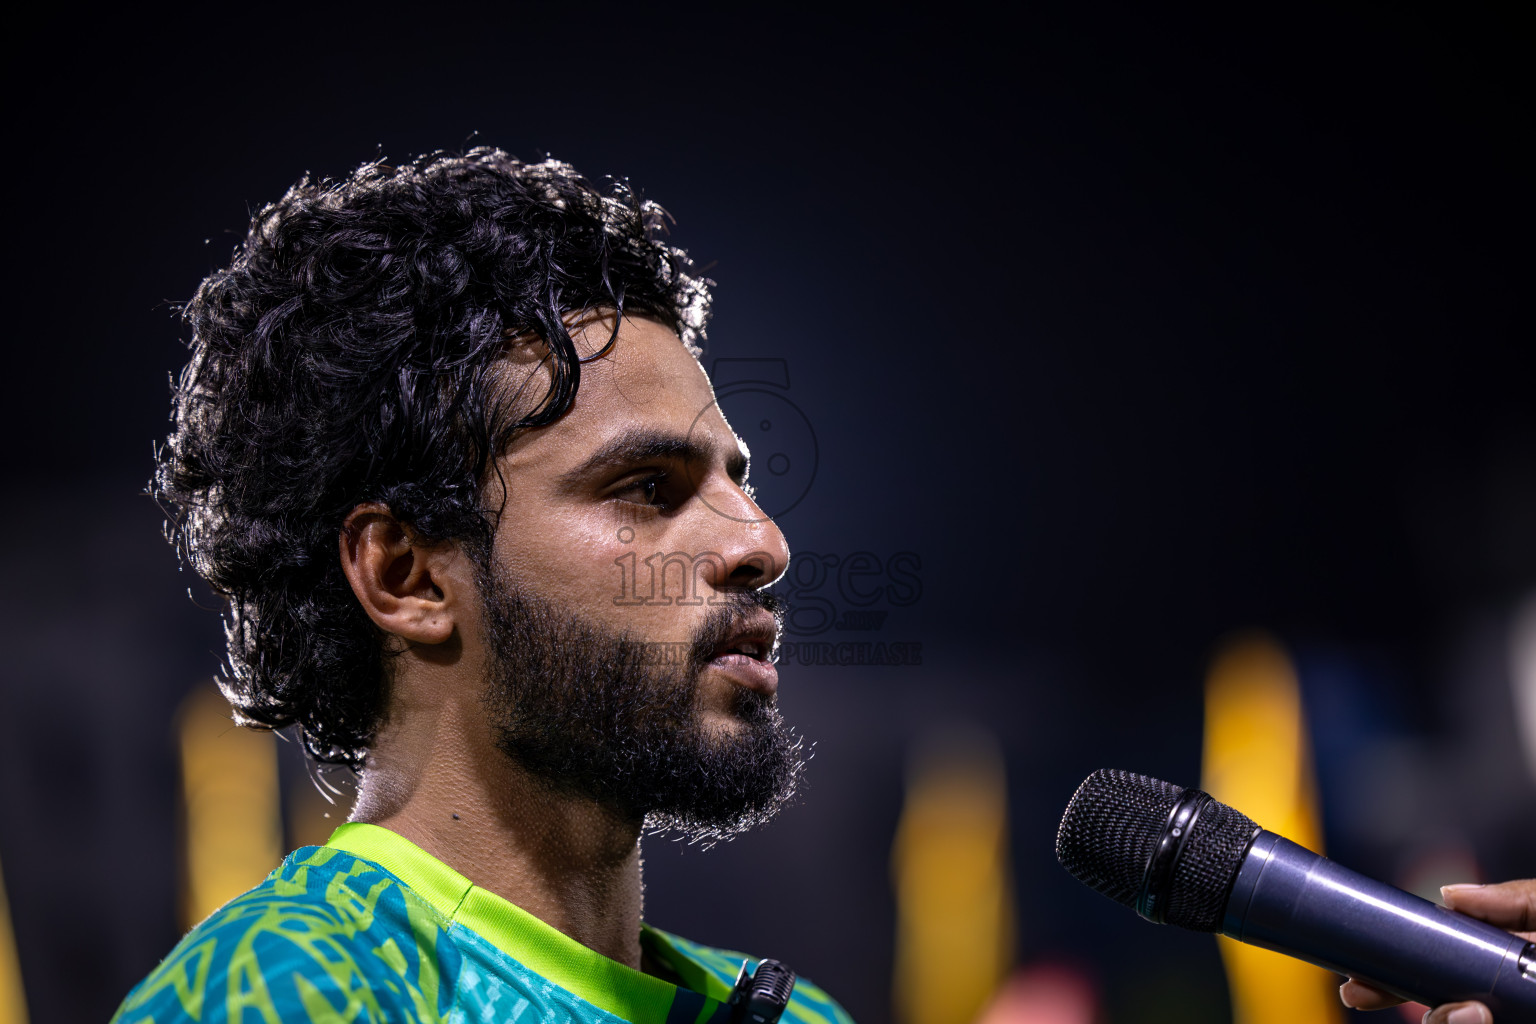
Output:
[155, 148, 712, 769]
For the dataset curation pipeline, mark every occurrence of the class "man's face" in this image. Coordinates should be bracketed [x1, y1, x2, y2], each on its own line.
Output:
[476, 316, 800, 835]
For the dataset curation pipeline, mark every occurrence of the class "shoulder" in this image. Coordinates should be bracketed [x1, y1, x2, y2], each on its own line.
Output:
[777, 973, 859, 1024]
[654, 929, 859, 1024]
[112, 846, 460, 1024]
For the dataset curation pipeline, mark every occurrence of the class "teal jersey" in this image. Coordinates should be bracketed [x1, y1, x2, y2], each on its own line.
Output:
[113, 823, 855, 1024]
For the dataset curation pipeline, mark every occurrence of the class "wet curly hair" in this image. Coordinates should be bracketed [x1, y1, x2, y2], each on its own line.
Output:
[155, 148, 712, 769]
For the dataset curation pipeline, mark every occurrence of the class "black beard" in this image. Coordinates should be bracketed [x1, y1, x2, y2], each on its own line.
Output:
[477, 565, 806, 843]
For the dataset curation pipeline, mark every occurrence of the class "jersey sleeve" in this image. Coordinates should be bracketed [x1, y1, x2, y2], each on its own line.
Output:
[111, 899, 431, 1024]
[784, 974, 859, 1024]
[112, 851, 456, 1024]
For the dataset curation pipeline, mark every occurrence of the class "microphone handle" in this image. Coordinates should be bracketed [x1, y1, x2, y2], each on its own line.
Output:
[1223, 832, 1536, 1015]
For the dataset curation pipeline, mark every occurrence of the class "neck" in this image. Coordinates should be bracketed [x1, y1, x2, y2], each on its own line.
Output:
[350, 678, 647, 970]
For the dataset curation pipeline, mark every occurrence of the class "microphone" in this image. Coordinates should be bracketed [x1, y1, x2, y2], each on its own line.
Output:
[726, 958, 796, 1023]
[1055, 769, 1536, 1016]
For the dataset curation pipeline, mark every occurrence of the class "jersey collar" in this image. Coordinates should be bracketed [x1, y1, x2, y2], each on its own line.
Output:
[324, 822, 734, 1021]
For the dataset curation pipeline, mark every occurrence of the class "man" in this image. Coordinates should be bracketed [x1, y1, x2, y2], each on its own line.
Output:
[115, 149, 853, 1024]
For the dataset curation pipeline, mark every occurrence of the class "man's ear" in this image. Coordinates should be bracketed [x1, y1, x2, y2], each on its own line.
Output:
[338, 504, 461, 644]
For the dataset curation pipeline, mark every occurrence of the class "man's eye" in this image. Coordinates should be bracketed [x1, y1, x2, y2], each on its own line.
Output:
[617, 475, 666, 506]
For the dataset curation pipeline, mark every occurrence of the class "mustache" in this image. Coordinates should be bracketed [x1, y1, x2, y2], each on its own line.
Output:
[687, 590, 786, 673]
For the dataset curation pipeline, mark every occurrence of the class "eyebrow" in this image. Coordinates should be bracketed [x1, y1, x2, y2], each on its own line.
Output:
[559, 428, 748, 488]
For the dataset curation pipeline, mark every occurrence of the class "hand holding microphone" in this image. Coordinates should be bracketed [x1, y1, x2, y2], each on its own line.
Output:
[1055, 769, 1536, 1020]
[1342, 879, 1536, 1023]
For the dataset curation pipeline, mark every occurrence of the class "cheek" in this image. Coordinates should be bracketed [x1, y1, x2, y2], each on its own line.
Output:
[495, 511, 633, 606]
[573, 539, 639, 607]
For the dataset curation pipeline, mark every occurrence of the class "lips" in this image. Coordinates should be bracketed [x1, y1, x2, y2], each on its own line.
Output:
[705, 611, 780, 695]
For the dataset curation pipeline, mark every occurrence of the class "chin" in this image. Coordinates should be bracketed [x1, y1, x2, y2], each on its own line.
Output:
[696, 710, 751, 740]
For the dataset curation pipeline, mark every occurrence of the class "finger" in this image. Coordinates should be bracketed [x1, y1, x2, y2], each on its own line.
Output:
[1442, 879, 1536, 931]
[1423, 1000, 1491, 1024]
[1339, 978, 1404, 1010]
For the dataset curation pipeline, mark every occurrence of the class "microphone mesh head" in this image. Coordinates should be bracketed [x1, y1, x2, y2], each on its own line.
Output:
[1055, 769, 1181, 909]
[1055, 769, 1260, 932]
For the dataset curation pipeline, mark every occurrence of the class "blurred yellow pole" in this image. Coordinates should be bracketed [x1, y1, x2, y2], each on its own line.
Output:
[1202, 634, 1342, 1024]
[0, 857, 27, 1024]
[891, 729, 1014, 1024]
[178, 683, 283, 929]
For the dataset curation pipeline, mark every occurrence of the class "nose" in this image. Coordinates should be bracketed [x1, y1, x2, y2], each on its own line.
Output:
[697, 478, 790, 591]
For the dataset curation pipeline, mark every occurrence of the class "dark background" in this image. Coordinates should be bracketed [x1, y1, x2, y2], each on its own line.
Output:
[2, 4, 1532, 1022]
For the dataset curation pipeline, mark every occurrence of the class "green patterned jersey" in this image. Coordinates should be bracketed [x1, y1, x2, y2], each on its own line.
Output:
[113, 823, 855, 1024]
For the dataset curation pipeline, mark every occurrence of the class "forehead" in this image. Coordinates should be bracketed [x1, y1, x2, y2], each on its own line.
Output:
[501, 315, 737, 472]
